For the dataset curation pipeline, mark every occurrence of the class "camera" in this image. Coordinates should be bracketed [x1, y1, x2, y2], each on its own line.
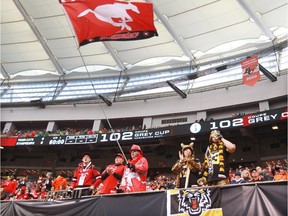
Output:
[215, 133, 223, 140]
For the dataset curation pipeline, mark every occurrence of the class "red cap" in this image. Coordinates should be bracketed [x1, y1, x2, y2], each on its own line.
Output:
[114, 153, 124, 159]
[129, 144, 142, 153]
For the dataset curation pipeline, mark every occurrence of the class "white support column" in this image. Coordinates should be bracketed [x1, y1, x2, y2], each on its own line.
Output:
[196, 111, 207, 121]
[92, 120, 102, 132]
[259, 101, 269, 111]
[143, 117, 152, 129]
[3, 122, 16, 133]
[46, 122, 58, 133]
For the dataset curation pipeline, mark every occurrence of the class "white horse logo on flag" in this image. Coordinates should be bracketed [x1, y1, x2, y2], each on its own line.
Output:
[78, 2, 140, 31]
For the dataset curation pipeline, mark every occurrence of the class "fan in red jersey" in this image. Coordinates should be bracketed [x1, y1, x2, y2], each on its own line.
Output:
[97, 153, 126, 194]
[119, 144, 148, 193]
[1, 174, 17, 199]
[71, 152, 101, 196]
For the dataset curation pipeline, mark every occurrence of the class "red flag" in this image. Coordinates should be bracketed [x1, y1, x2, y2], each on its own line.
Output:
[241, 56, 260, 86]
[60, 0, 158, 46]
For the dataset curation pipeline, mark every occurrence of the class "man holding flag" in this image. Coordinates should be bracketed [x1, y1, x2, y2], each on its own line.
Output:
[119, 144, 148, 192]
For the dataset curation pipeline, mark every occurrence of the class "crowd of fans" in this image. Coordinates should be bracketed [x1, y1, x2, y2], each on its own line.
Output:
[228, 164, 288, 184]
[1, 162, 287, 201]
[1, 128, 103, 138]
[1, 125, 146, 138]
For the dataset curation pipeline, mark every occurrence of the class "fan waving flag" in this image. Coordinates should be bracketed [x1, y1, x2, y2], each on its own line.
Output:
[60, 0, 158, 46]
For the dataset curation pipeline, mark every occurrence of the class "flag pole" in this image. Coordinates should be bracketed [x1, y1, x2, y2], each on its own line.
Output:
[60, 1, 128, 163]
[184, 166, 190, 188]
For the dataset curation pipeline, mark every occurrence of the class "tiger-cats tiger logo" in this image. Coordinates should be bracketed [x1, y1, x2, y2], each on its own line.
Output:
[178, 188, 212, 215]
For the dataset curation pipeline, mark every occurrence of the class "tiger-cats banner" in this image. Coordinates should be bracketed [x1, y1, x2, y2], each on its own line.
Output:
[167, 187, 222, 216]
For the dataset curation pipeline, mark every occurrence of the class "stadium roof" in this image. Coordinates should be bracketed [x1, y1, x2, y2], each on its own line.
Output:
[1, 0, 287, 105]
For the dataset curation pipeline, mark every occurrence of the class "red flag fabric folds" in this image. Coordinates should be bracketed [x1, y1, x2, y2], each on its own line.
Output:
[60, 0, 158, 46]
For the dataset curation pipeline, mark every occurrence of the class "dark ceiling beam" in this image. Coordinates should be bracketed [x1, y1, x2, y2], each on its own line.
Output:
[30, 99, 46, 109]
[259, 64, 277, 82]
[99, 95, 112, 106]
[166, 81, 187, 98]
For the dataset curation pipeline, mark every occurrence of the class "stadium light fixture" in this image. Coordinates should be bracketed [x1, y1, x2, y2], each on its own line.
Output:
[259, 64, 277, 82]
[166, 81, 187, 98]
[99, 95, 112, 106]
[30, 98, 46, 109]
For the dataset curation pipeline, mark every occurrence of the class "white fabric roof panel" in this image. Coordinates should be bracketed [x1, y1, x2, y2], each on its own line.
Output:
[117, 42, 184, 65]
[34, 16, 73, 40]
[21, 0, 63, 18]
[168, 0, 246, 32]
[261, 5, 288, 28]
[2, 61, 56, 77]
[246, 0, 287, 14]
[1, 22, 37, 44]
[109, 21, 180, 65]
[77, 54, 117, 67]
[154, 0, 215, 16]
[169, 1, 262, 52]
[185, 21, 263, 53]
[79, 44, 109, 57]
[58, 53, 117, 71]
[2, 42, 49, 62]
[110, 22, 175, 51]
[47, 38, 81, 59]
[1, 1, 23, 23]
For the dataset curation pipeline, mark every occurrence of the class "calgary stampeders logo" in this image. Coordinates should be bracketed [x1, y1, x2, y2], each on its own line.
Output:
[178, 188, 212, 215]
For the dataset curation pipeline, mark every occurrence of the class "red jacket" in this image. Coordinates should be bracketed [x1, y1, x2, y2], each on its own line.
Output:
[15, 190, 36, 200]
[100, 164, 125, 194]
[34, 191, 47, 199]
[71, 162, 101, 189]
[1, 179, 17, 195]
[15, 190, 27, 200]
[120, 155, 148, 192]
[52, 176, 68, 191]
